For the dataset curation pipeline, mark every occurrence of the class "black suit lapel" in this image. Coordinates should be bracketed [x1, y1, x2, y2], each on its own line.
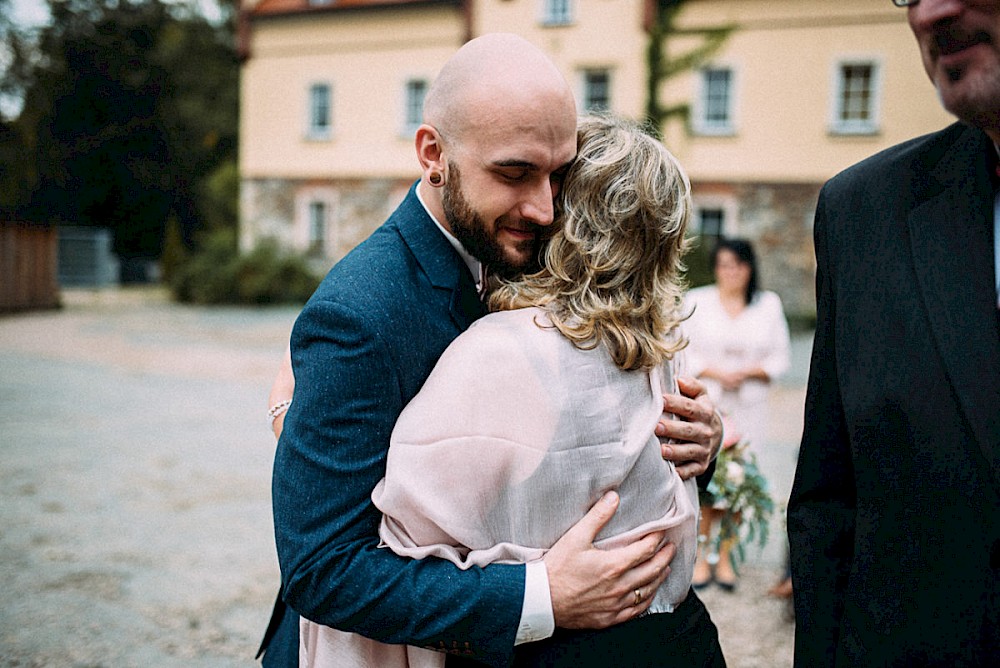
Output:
[907, 126, 1000, 488]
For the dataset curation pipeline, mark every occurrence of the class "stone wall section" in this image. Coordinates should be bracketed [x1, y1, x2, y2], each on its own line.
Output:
[732, 181, 821, 321]
[239, 178, 296, 255]
[240, 176, 413, 274]
[240, 176, 822, 320]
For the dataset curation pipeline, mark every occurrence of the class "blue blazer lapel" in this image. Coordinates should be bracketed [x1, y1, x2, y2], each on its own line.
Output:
[395, 183, 487, 330]
[907, 125, 1000, 487]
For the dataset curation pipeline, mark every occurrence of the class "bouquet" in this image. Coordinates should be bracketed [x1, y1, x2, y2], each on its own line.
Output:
[703, 439, 774, 566]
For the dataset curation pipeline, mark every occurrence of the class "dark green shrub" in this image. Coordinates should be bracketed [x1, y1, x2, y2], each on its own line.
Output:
[170, 229, 320, 305]
[682, 235, 716, 290]
[233, 242, 323, 305]
[159, 216, 189, 285]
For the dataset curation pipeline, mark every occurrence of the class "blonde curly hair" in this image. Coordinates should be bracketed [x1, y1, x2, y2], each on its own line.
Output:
[489, 113, 692, 371]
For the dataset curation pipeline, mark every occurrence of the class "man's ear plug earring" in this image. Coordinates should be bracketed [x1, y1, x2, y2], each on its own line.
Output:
[428, 171, 443, 186]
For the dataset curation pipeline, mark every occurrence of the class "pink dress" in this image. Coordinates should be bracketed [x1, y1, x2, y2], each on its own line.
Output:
[682, 286, 791, 449]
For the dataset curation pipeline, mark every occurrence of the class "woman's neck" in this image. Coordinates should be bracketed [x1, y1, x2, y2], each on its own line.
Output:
[718, 285, 746, 317]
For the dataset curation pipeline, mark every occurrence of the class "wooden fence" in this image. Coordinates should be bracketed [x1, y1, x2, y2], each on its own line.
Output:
[0, 221, 60, 313]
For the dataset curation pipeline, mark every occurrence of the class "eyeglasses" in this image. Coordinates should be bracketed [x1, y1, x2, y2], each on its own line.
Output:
[891, 0, 919, 6]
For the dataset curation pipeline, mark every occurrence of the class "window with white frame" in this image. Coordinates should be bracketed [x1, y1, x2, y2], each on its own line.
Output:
[307, 83, 332, 139]
[832, 61, 880, 135]
[693, 67, 734, 135]
[308, 201, 326, 254]
[540, 0, 573, 26]
[581, 69, 611, 112]
[403, 79, 428, 135]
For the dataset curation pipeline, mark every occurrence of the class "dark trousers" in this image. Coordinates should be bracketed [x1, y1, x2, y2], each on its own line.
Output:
[448, 590, 725, 668]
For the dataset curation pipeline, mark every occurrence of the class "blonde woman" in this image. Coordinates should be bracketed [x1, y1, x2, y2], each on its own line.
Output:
[300, 114, 726, 667]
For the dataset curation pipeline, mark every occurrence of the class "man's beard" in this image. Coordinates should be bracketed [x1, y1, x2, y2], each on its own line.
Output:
[930, 28, 1000, 132]
[937, 71, 1000, 133]
[441, 162, 543, 279]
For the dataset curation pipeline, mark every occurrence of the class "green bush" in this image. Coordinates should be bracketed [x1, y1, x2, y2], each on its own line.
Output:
[682, 235, 716, 290]
[159, 216, 189, 285]
[197, 160, 240, 233]
[170, 229, 321, 305]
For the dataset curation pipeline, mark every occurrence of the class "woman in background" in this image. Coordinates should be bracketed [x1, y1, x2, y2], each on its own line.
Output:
[684, 238, 790, 592]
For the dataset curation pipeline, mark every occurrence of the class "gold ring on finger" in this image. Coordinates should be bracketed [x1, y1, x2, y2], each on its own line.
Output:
[634, 589, 642, 606]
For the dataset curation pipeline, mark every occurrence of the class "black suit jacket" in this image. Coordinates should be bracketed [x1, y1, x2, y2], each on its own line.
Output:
[788, 122, 1000, 667]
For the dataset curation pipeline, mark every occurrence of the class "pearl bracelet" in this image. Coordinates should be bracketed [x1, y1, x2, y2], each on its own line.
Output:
[268, 399, 292, 428]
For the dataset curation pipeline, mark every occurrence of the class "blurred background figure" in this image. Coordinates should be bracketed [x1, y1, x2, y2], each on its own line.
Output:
[683, 237, 791, 592]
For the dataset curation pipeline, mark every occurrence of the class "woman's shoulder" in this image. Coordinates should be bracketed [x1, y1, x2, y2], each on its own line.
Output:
[415, 308, 559, 409]
[449, 307, 554, 358]
[687, 284, 717, 299]
[683, 284, 719, 314]
[684, 284, 717, 304]
[754, 290, 785, 309]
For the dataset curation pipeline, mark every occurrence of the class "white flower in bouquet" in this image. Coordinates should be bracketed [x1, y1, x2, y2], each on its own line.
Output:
[725, 460, 745, 487]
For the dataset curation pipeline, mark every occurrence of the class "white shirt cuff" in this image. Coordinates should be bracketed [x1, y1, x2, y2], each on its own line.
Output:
[514, 559, 555, 645]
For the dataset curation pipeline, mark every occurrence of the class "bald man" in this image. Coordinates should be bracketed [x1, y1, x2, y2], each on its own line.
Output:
[259, 34, 722, 667]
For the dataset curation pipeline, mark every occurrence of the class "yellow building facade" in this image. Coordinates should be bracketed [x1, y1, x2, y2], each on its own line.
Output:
[239, 0, 954, 316]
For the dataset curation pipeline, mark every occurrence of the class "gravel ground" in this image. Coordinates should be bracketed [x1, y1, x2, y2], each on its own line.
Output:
[0, 288, 802, 667]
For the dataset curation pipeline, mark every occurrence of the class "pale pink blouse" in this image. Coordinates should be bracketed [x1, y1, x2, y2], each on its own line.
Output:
[300, 307, 698, 667]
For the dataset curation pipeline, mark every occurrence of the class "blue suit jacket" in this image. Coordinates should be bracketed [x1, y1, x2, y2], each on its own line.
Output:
[263, 183, 525, 667]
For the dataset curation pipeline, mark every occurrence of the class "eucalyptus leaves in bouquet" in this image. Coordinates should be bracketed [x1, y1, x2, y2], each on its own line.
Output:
[700, 440, 775, 566]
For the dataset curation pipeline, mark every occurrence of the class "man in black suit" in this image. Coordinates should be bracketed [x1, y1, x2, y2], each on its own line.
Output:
[788, 1, 999, 665]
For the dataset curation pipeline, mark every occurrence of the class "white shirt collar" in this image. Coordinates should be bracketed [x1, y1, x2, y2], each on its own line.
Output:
[415, 183, 484, 290]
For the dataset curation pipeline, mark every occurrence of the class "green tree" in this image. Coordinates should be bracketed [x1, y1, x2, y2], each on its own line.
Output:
[152, 1, 240, 245]
[0, 0, 33, 215]
[8, 0, 238, 274]
[646, 0, 734, 131]
[0, 0, 30, 115]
